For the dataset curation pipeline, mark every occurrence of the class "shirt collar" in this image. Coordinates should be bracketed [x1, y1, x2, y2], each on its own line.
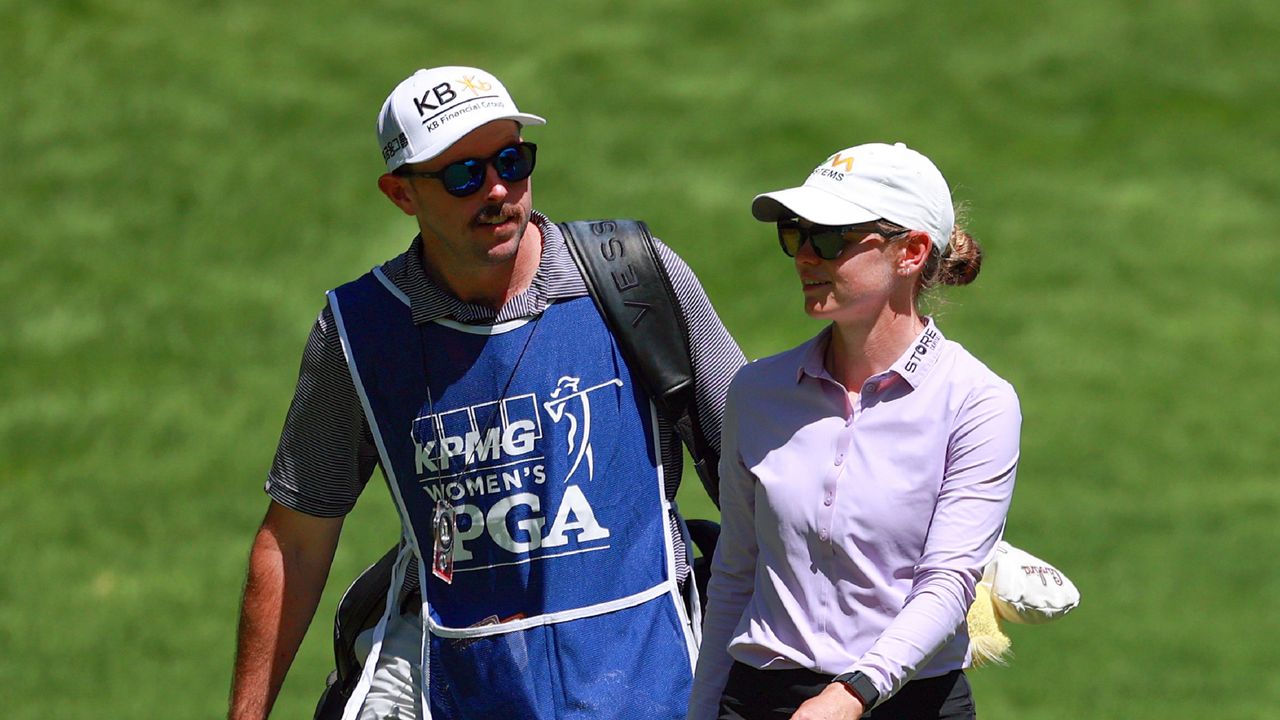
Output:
[796, 326, 835, 384]
[886, 319, 946, 389]
[384, 210, 589, 326]
[794, 320, 947, 391]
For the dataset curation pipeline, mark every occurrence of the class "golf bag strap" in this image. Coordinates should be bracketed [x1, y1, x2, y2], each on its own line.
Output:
[334, 545, 400, 682]
[314, 544, 400, 717]
[558, 219, 720, 506]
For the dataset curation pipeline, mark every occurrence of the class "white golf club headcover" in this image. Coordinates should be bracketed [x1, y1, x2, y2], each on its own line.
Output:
[988, 541, 1080, 625]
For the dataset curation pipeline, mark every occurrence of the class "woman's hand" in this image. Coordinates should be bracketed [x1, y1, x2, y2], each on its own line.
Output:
[788, 682, 864, 720]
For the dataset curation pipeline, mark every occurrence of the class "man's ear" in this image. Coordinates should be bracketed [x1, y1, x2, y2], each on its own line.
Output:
[378, 174, 418, 217]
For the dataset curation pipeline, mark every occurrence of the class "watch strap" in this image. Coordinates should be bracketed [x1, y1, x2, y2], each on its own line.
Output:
[833, 671, 879, 709]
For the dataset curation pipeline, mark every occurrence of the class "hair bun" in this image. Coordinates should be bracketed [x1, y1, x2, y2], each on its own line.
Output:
[940, 228, 982, 286]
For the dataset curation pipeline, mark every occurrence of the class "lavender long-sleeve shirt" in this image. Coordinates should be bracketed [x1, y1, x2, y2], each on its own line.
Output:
[689, 321, 1020, 718]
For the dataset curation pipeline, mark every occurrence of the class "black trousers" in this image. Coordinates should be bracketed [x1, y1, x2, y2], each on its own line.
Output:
[718, 662, 976, 720]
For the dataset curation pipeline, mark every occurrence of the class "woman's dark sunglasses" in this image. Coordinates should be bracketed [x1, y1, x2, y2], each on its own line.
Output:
[777, 219, 909, 260]
[396, 142, 537, 197]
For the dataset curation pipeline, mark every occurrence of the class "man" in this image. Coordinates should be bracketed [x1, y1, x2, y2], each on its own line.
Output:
[228, 65, 744, 719]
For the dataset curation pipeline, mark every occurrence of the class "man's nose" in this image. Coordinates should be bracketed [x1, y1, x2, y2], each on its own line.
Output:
[482, 165, 509, 202]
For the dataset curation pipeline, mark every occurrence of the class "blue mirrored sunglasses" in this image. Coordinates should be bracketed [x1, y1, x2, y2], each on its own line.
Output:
[397, 142, 537, 197]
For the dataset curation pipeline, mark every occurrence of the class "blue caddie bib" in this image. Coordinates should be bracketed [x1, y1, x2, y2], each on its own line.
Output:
[328, 268, 695, 719]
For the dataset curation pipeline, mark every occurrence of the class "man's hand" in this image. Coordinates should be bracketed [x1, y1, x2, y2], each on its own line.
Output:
[788, 682, 864, 720]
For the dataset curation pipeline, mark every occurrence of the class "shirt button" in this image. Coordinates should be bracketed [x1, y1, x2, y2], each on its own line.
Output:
[818, 530, 829, 542]
[824, 494, 833, 506]
[834, 454, 843, 466]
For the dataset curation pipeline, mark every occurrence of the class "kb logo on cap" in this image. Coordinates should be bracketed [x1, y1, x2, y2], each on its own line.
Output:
[457, 75, 492, 95]
[412, 75, 495, 118]
[413, 83, 459, 117]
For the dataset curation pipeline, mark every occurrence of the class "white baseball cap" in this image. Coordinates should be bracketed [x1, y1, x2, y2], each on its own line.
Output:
[376, 66, 546, 172]
[751, 142, 954, 253]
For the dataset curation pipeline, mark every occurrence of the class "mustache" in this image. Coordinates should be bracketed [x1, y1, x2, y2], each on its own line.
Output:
[474, 204, 522, 224]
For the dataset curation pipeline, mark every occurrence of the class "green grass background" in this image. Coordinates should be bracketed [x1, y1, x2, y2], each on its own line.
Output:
[5, 0, 1279, 716]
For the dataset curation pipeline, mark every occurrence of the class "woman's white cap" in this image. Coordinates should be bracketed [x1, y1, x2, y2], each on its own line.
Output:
[376, 66, 546, 172]
[751, 142, 954, 253]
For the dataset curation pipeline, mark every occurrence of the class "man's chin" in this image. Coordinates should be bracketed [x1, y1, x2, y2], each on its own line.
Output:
[476, 227, 526, 263]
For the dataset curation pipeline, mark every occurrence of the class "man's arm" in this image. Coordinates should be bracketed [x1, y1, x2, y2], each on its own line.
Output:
[229, 501, 344, 720]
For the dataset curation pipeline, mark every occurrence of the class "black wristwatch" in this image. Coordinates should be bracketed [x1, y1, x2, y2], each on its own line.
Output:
[833, 671, 879, 710]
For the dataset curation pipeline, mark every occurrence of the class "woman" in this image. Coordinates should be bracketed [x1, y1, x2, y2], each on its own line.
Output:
[689, 143, 1020, 720]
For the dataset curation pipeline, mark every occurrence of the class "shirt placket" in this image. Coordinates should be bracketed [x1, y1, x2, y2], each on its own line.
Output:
[825, 380, 869, 525]
[814, 381, 859, 631]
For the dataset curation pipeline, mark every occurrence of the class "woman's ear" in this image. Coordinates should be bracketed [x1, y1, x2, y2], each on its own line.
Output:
[897, 230, 933, 276]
